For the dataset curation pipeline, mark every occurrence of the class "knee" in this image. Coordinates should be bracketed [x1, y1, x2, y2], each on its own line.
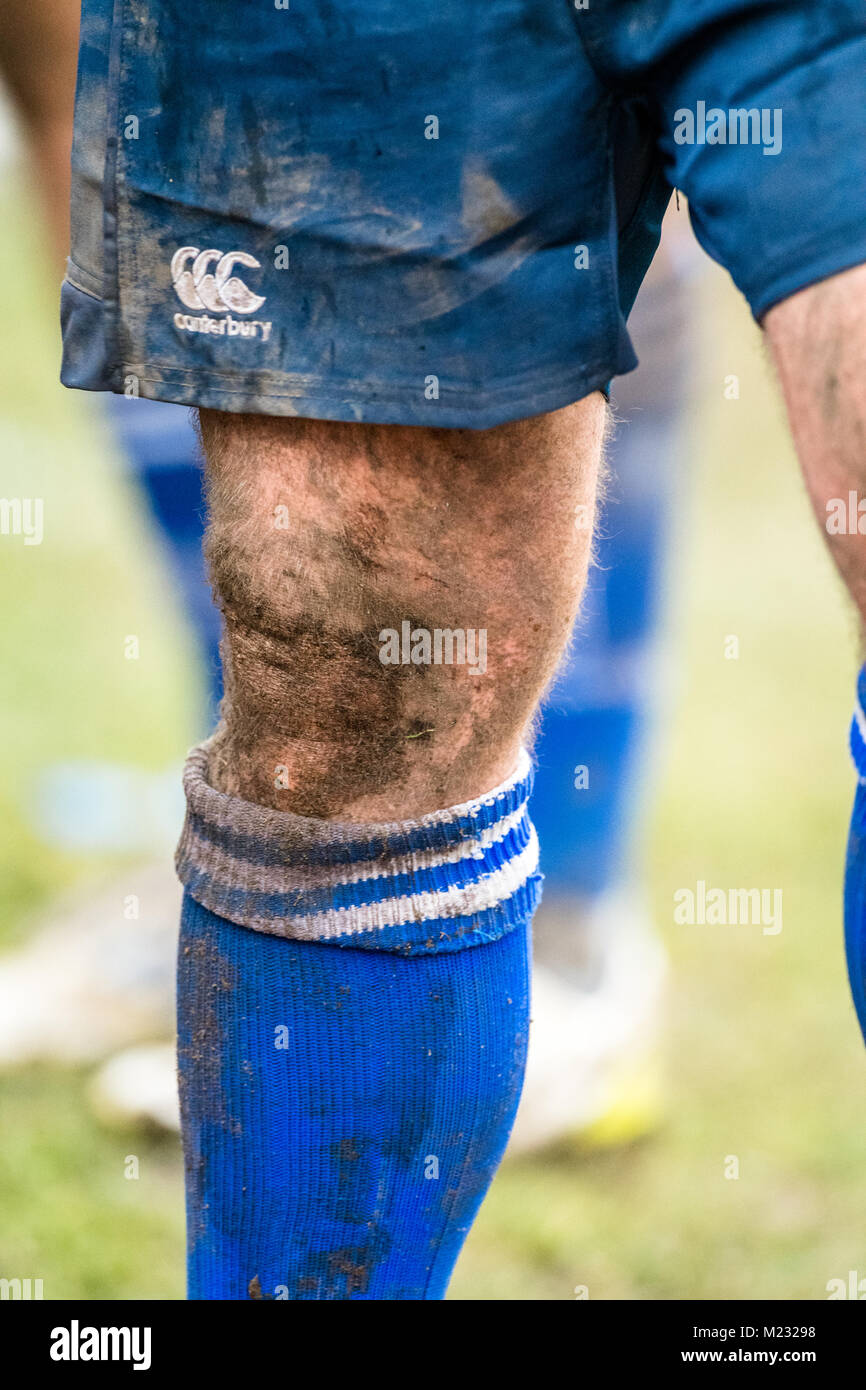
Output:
[200, 411, 463, 809]
[202, 426, 401, 706]
[197, 400, 606, 814]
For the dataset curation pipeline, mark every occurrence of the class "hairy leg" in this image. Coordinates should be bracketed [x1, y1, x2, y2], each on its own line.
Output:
[181, 396, 606, 1299]
[765, 262, 866, 625]
[765, 263, 866, 1056]
[199, 397, 607, 821]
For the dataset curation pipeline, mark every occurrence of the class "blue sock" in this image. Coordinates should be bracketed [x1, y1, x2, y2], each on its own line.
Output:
[845, 667, 866, 1043]
[175, 744, 539, 1300]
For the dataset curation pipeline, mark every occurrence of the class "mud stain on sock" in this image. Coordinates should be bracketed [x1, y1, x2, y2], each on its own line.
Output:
[177, 922, 239, 1243]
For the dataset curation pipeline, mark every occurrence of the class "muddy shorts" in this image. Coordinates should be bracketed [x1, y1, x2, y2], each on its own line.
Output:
[60, 0, 866, 429]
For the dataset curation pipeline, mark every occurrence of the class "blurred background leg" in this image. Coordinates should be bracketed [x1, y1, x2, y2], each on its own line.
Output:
[512, 228, 696, 1154]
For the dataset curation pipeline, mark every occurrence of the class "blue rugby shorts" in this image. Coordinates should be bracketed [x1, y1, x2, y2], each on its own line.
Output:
[61, 0, 866, 428]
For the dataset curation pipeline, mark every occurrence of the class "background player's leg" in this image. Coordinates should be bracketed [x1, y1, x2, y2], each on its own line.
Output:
[0, 4, 215, 1111]
[513, 243, 693, 1151]
[178, 397, 606, 1299]
[0, 0, 79, 263]
[109, 396, 222, 725]
[514, 393, 674, 1150]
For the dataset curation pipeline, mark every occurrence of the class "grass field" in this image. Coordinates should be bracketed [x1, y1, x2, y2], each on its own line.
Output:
[0, 165, 864, 1301]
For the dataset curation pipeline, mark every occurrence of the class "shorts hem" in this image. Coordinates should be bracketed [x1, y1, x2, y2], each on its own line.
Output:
[60, 279, 619, 428]
[123, 364, 613, 428]
[743, 225, 866, 322]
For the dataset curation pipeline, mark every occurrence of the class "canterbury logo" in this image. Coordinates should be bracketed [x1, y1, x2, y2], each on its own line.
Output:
[171, 247, 266, 314]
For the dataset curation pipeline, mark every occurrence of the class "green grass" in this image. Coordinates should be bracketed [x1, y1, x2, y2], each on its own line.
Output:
[1, 171, 864, 1300]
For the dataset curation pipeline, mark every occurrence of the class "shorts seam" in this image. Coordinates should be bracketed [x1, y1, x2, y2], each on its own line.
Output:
[101, 0, 127, 381]
[567, 2, 618, 93]
[65, 262, 103, 300]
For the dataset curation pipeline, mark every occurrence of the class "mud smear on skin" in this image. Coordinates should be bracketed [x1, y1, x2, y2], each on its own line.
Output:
[208, 502, 507, 815]
[200, 407, 574, 818]
[216, 595, 478, 817]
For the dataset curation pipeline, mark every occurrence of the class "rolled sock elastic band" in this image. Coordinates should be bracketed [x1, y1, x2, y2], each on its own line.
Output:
[176, 741, 541, 955]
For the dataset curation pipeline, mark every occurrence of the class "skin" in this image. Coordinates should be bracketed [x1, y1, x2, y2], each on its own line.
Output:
[0, 0, 80, 267]
[200, 261, 866, 828]
[765, 262, 866, 630]
[199, 396, 608, 820]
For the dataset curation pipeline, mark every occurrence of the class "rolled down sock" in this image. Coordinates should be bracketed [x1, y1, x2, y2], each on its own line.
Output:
[845, 668, 866, 1044]
[175, 745, 540, 1300]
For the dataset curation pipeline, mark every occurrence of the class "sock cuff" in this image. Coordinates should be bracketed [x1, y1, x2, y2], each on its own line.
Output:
[176, 742, 541, 954]
[851, 666, 866, 780]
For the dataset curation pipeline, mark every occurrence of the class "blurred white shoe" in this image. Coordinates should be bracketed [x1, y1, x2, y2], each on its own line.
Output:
[88, 1043, 179, 1131]
[0, 861, 178, 1067]
[509, 888, 668, 1156]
